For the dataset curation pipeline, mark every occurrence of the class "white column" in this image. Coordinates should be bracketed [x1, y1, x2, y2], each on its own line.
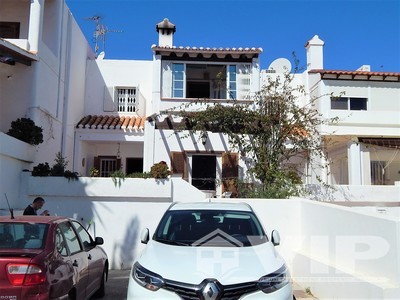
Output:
[28, 0, 44, 53]
[347, 140, 362, 185]
[143, 120, 156, 172]
[152, 54, 162, 114]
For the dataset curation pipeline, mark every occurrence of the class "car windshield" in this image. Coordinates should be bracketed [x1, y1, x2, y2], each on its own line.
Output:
[154, 210, 268, 247]
[0, 222, 48, 249]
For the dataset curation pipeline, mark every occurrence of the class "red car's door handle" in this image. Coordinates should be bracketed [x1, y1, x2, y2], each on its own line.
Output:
[72, 260, 78, 267]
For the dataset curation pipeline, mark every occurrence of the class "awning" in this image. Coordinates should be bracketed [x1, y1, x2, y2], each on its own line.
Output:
[359, 137, 400, 149]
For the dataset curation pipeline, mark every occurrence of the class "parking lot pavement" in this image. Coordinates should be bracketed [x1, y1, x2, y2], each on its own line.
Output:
[97, 269, 130, 300]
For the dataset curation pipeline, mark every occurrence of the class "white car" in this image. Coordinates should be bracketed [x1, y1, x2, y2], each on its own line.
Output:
[127, 202, 293, 299]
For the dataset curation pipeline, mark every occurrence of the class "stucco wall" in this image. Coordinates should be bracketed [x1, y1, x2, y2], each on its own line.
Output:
[1, 171, 398, 298]
[0, 133, 35, 209]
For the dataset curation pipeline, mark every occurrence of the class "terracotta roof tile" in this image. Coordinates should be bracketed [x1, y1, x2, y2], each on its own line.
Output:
[76, 115, 145, 131]
[151, 45, 262, 59]
[309, 69, 400, 81]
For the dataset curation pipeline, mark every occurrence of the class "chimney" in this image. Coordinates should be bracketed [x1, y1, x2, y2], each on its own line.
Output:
[156, 18, 176, 47]
[305, 35, 324, 70]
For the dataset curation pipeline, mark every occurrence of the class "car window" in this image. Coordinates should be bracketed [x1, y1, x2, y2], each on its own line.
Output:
[0, 222, 48, 249]
[154, 210, 267, 247]
[59, 222, 82, 254]
[55, 227, 68, 256]
[71, 221, 94, 250]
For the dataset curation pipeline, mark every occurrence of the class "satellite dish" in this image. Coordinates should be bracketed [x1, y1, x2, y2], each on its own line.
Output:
[97, 51, 105, 60]
[268, 58, 292, 73]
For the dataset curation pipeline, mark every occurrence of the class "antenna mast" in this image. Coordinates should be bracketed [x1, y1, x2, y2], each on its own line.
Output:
[85, 15, 122, 57]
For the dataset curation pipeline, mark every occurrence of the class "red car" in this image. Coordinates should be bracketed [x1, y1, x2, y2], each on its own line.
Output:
[0, 215, 108, 299]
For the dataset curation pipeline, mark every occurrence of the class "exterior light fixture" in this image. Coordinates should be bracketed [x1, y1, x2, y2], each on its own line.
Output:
[201, 132, 208, 145]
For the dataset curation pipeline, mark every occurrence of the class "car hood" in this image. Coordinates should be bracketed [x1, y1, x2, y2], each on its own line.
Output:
[137, 240, 286, 285]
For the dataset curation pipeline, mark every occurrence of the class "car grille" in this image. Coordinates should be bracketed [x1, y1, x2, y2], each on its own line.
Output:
[163, 278, 259, 300]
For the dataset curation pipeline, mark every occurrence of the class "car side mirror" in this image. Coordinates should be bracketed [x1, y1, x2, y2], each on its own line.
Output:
[95, 237, 104, 245]
[141, 228, 150, 244]
[271, 230, 280, 246]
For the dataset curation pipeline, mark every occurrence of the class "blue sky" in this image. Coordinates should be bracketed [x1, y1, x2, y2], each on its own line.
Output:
[66, 0, 400, 72]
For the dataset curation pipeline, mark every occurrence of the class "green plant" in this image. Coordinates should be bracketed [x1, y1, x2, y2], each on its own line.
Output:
[126, 172, 152, 179]
[51, 152, 69, 176]
[90, 167, 100, 177]
[32, 162, 51, 176]
[111, 169, 125, 187]
[7, 117, 43, 145]
[64, 170, 79, 181]
[305, 287, 315, 297]
[150, 161, 171, 179]
[164, 56, 339, 198]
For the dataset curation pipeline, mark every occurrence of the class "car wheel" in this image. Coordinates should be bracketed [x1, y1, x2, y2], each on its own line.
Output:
[93, 266, 107, 298]
[67, 289, 76, 300]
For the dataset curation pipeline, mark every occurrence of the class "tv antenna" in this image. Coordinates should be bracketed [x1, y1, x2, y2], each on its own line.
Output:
[85, 15, 122, 57]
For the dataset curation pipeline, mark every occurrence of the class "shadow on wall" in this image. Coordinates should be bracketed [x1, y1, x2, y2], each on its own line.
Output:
[304, 184, 351, 201]
[112, 216, 139, 270]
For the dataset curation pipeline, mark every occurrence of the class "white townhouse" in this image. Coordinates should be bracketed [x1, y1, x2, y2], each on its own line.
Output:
[0, 0, 93, 204]
[76, 19, 400, 198]
[1, 0, 399, 202]
[301, 36, 400, 189]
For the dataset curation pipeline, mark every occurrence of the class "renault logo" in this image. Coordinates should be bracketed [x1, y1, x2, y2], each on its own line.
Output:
[201, 279, 222, 300]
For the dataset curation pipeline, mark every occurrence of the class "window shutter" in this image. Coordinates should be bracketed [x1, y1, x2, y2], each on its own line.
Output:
[171, 152, 186, 178]
[222, 152, 239, 197]
[103, 86, 116, 112]
[162, 61, 172, 98]
[237, 64, 251, 100]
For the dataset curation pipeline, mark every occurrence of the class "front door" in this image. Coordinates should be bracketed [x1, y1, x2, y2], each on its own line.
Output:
[191, 155, 216, 191]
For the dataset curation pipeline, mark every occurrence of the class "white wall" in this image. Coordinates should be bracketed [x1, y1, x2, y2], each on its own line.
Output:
[85, 60, 153, 117]
[1, 174, 396, 298]
[0, 133, 35, 210]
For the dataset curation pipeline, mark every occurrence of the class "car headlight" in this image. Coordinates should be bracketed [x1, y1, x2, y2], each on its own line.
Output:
[257, 265, 290, 293]
[132, 262, 165, 291]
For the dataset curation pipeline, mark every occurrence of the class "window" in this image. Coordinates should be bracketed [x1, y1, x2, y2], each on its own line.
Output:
[191, 155, 217, 191]
[172, 63, 184, 98]
[71, 221, 93, 250]
[331, 97, 367, 110]
[0, 223, 48, 249]
[228, 65, 237, 100]
[59, 222, 81, 254]
[93, 156, 121, 177]
[169, 63, 242, 100]
[117, 88, 138, 112]
[371, 161, 386, 185]
[0, 22, 20, 38]
[154, 209, 267, 246]
[100, 157, 118, 177]
[126, 158, 143, 174]
[55, 227, 68, 256]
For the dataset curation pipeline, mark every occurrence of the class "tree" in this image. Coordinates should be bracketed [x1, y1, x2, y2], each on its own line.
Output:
[164, 64, 338, 198]
[7, 117, 43, 145]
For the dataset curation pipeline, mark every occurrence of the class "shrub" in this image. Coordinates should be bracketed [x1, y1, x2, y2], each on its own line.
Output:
[150, 161, 171, 179]
[111, 169, 125, 187]
[7, 118, 43, 145]
[51, 152, 68, 176]
[89, 167, 100, 177]
[64, 170, 79, 181]
[32, 163, 51, 176]
[126, 172, 152, 179]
